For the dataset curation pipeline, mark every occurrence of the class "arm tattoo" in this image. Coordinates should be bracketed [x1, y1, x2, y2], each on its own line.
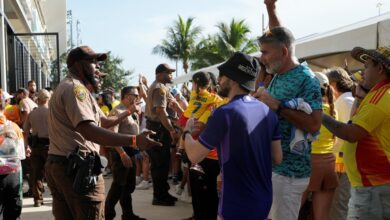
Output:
[322, 114, 347, 138]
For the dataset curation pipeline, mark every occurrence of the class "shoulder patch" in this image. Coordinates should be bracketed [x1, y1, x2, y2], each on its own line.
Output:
[159, 88, 166, 96]
[74, 85, 87, 101]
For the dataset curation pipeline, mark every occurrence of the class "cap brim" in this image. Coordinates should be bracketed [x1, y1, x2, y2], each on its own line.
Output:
[217, 64, 256, 91]
[351, 47, 390, 71]
[351, 47, 374, 63]
[96, 53, 107, 61]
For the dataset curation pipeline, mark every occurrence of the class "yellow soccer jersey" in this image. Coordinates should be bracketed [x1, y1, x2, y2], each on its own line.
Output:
[344, 79, 390, 187]
[183, 90, 222, 119]
[198, 98, 229, 124]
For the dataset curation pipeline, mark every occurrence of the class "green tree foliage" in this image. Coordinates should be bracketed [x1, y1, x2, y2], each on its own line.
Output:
[50, 51, 133, 91]
[99, 52, 134, 92]
[153, 16, 202, 74]
[50, 52, 68, 87]
[191, 19, 258, 71]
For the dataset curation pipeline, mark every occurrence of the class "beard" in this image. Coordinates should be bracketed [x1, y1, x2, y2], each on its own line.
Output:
[83, 66, 100, 93]
[217, 84, 230, 98]
[265, 60, 283, 74]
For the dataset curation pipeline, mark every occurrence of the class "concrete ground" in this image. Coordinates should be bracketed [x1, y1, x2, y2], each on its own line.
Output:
[21, 176, 192, 220]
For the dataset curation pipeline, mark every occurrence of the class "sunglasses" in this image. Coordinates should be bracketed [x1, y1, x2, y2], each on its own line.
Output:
[127, 93, 139, 98]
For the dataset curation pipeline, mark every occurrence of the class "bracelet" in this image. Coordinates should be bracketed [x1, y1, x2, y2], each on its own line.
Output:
[182, 130, 191, 141]
[131, 135, 137, 146]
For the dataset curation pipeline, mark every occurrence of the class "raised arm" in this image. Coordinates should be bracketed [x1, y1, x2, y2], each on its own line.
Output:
[264, 0, 281, 29]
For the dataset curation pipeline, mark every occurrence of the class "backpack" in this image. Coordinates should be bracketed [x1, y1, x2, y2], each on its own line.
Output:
[0, 120, 25, 174]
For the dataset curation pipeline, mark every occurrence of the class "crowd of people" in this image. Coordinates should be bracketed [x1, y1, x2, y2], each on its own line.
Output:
[0, 0, 389, 220]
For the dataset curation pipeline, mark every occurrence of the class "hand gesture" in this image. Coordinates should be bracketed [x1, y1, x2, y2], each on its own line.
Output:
[264, 0, 277, 8]
[25, 146, 31, 158]
[255, 89, 280, 111]
[120, 152, 133, 168]
[136, 130, 162, 150]
[128, 101, 142, 115]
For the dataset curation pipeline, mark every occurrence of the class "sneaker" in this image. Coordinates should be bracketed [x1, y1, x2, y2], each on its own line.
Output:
[176, 186, 184, 196]
[190, 164, 205, 175]
[136, 176, 143, 185]
[136, 180, 150, 190]
[172, 176, 179, 185]
[180, 194, 192, 204]
[152, 198, 175, 206]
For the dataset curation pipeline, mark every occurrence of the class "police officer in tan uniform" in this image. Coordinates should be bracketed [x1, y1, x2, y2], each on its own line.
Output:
[17, 87, 37, 197]
[145, 64, 183, 206]
[45, 46, 160, 220]
[23, 89, 51, 207]
[105, 86, 145, 220]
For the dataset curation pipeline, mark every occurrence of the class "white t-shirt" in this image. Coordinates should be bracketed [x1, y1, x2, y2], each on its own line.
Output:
[334, 92, 354, 151]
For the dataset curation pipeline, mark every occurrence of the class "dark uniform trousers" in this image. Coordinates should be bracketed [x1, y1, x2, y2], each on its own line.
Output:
[146, 120, 171, 200]
[31, 137, 49, 203]
[190, 158, 220, 220]
[105, 151, 136, 220]
[45, 155, 105, 220]
[0, 172, 22, 220]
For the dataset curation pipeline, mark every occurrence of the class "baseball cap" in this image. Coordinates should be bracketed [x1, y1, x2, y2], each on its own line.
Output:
[66, 46, 108, 68]
[38, 89, 51, 101]
[217, 52, 260, 91]
[3, 91, 13, 100]
[351, 46, 390, 71]
[313, 72, 329, 89]
[170, 88, 181, 97]
[155, 64, 176, 74]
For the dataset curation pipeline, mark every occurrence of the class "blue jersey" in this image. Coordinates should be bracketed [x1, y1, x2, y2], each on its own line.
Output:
[199, 95, 280, 220]
[268, 63, 322, 178]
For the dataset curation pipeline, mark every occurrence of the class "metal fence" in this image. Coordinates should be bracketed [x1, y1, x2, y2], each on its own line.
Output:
[8, 32, 59, 92]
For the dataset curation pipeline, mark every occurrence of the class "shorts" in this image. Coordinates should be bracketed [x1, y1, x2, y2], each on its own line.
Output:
[307, 153, 338, 191]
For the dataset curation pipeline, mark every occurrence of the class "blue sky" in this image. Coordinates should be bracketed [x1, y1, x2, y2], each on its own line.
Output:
[68, 0, 390, 85]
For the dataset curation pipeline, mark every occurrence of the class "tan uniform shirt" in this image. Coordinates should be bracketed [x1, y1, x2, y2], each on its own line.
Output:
[109, 103, 139, 136]
[19, 97, 38, 114]
[48, 74, 102, 156]
[145, 81, 173, 122]
[23, 106, 49, 138]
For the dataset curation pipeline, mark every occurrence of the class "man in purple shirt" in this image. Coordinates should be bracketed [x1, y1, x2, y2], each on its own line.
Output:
[183, 52, 282, 220]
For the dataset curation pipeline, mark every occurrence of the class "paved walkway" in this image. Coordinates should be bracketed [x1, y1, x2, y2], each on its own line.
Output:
[21, 176, 192, 220]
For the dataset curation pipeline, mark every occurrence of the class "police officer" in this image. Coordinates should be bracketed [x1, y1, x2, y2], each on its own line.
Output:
[23, 89, 51, 207]
[145, 63, 182, 206]
[45, 46, 160, 220]
[105, 86, 145, 220]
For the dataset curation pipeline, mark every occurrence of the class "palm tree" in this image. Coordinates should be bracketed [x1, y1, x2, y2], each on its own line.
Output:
[153, 16, 202, 74]
[191, 19, 258, 71]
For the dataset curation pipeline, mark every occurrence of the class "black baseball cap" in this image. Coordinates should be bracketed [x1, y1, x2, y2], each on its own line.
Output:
[67, 46, 107, 68]
[217, 52, 260, 91]
[155, 63, 176, 74]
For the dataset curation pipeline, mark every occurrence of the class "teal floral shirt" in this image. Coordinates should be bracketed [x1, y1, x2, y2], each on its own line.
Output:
[268, 63, 322, 178]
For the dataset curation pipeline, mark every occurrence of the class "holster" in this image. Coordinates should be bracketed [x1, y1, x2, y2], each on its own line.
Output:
[66, 146, 107, 195]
